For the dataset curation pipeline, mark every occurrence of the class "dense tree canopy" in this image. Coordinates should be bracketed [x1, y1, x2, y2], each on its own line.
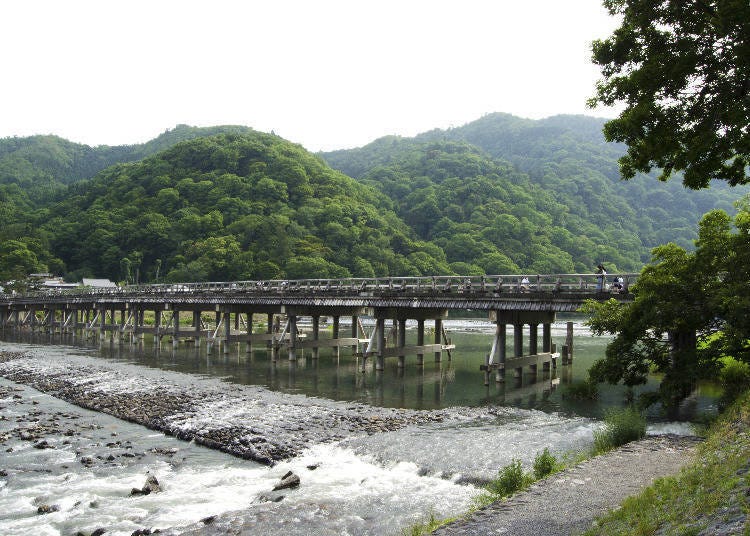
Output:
[583, 197, 750, 409]
[589, 0, 750, 188]
[2, 117, 748, 285]
[325, 114, 748, 253]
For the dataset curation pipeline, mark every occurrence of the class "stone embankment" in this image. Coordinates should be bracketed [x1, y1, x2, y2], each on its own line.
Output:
[0, 350, 447, 465]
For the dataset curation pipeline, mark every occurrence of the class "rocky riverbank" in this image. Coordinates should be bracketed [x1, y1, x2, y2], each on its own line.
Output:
[0, 350, 451, 466]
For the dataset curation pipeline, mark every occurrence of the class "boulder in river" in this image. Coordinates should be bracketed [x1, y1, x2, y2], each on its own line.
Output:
[37, 504, 60, 514]
[131, 475, 162, 496]
[272, 471, 300, 491]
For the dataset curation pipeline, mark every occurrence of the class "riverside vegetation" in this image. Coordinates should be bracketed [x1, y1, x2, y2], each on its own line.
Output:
[405, 406, 649, 535]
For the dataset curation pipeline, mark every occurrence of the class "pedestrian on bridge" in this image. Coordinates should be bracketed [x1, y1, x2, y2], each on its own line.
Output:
[596, 264, 607, 292]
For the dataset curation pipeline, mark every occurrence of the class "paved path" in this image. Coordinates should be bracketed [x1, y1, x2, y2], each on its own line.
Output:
[434, 435, 701, 536]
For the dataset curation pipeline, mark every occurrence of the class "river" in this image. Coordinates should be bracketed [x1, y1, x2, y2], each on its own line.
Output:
[0, 316, 708, 535]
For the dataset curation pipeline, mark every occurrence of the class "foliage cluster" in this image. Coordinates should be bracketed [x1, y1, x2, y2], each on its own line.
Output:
[584, 389, 750, 535]
[592, 407, 647, 455]
[2, 116, 749, 284]
[589, 0, 750, 188]
[324, 113, 747, 254]
[718, 357, 750, 410]
[562, 379, 600, 400]
[583, 199, 750, 410]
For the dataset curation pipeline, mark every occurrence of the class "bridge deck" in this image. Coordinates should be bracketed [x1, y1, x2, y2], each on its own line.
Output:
[0, 273, 636, 312]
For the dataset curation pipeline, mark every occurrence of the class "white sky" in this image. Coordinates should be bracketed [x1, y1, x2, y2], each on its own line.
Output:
[1, 0, 621, 152]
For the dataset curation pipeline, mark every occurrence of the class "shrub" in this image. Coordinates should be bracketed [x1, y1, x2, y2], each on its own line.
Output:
[718, 358, 750, 410]
[487, 459, 533, 498]
[563, 379, 599, 400]
[533, 447, 558, 479]
[593, 406, 646, 454]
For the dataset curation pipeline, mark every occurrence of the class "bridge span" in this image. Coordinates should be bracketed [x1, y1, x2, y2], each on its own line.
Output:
[0, 273, 636, 383]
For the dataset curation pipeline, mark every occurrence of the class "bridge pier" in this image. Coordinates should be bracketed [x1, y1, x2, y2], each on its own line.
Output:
[361, 308, 453, 370]
[332, 316, 340, 359]
[1, 273, 634, 378]
[485, 310, 557, 383]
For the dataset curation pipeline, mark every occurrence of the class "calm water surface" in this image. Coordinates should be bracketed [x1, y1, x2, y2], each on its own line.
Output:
[2, 314, 718, 420]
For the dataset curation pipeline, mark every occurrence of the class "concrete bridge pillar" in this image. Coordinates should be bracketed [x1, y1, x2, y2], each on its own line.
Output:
[250, 311, 253, 354]
[332, 316, 340, 359]
[267, 313, 274, 349]
[513, 324, 523, 358]
[193, 310, 202, 346]
[173, 310, 181, 348]
[529, 323, 539, 355]
[99, 307, 106, 341]
[154, 309, 162, 345]
[223, 312, 231, 354]
[434, 318, 443, 362]
[312, 315, 320, 359]
[288, 315, 298, 361]
[375, 317, 386, 371]
[495, 322, 507, 383]
[416, 319, 425, 366]
[351, 315, 359, 353]
[397, 318, 406, 368]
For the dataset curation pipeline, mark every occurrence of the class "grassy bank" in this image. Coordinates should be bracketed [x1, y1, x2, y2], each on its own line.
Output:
[584, 391, 750, 535]
[405, 407, 648, 535]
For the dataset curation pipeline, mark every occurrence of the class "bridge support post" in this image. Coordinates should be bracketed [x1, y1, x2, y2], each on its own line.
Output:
[288, 315, 298, 361]
[99, 307, 106, 343]
[542, 323, 551, 353]
[565, 321, 574, 363]
[375, 318, 385, 371]
[138, 308, 146, 341]
[496, 323, 506, 383]
[397, 318, 406, 368]
[192, 310, 201, 346]
[351, 315, 359, 354]
[332, 316, 340, 359]
[312, 315, 320, 359]
[223, 312, 231, 354]
[513, 324, 524, 378]
[434, 318, 442, 362]
[267, 313, 274, 349]
[173, 310, 180, 348]
[529, 323, 538, 355]
[154, 309, 162, 345]
[246, 312, 253, 353]
[416, 319, 425, 366]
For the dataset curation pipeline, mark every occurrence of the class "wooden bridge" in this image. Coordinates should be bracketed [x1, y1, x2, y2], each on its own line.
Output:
[0, 273, 635, 383]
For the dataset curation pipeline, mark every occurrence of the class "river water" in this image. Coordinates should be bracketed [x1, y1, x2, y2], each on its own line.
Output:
[0, 316, 708, 535]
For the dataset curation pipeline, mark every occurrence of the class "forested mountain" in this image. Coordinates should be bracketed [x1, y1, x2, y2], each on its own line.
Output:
[2, 115, 747, 284]
[0, 125, 258, 205]
[4, 132, 456, 283]
[322, 113, 747, 252]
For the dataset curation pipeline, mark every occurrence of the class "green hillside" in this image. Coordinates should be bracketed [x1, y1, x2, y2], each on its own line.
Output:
[2, 114, 747, 284]
[322, 113, 747, 252]
[35, 132, 449, 283]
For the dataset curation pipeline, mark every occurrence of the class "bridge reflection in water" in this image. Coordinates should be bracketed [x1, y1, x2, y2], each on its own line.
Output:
[0, 273, 635, 385]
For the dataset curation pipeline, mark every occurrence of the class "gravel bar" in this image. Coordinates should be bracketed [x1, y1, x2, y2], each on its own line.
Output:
[0, 349, 450, 465]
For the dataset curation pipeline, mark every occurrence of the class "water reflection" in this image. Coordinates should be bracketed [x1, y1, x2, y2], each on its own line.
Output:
[0, 318, 718, 420]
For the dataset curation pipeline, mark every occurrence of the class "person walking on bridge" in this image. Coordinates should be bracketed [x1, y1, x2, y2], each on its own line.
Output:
[596, 264, 607, 292]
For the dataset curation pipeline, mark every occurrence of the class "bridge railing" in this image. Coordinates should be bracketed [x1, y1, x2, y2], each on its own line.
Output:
[1, 273, 639, 300]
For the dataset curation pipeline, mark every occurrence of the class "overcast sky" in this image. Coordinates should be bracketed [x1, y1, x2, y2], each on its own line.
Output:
[1, 0, 621, 152]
